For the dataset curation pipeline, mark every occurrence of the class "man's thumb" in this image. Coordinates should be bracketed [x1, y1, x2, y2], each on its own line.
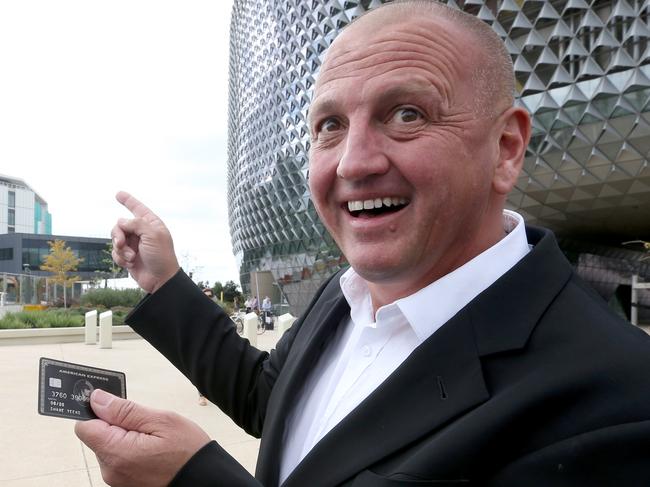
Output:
[117, 217, 147, 238]
[90, 389, 154, 433]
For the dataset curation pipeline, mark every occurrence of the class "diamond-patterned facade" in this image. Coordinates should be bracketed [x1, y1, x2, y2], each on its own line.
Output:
[228, 0, 650, 318]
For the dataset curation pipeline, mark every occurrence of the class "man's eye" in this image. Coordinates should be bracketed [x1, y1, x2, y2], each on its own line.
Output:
[319, 118, 341, 132]
[392, 107, 422, 123]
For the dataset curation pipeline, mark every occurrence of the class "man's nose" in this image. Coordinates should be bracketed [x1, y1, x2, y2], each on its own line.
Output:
[336, 124, 390, 181]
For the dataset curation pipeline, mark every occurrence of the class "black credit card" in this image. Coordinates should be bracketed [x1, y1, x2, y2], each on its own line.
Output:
[38, 357, 127, 421]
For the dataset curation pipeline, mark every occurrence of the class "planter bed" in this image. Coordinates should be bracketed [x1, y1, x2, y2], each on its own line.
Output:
[0, 325, 140, 346]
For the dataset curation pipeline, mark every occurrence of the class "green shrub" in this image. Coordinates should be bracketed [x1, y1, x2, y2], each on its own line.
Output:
[111, 306, 131, 325]
[0, 314, 28, 329]
[0, 289, 142, 329]
[0, 310, 83, 329]
[80, 288, 144, 308]
[110, 305, 133, 315]
[43, 310, 84, 328]
[14, 311, 40, 328]
[67, 306, 107, 317]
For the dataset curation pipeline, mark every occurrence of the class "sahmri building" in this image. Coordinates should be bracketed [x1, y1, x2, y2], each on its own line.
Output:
[228, 0, 650, 318]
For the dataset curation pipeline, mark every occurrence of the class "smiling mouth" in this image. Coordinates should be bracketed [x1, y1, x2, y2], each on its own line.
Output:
[346, 197, 410, 218]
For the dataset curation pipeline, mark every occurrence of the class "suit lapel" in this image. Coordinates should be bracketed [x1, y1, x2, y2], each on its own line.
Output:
[470, 226, 572, 356]
[256, 290, 351, 486]
[283, 312, 489, 487]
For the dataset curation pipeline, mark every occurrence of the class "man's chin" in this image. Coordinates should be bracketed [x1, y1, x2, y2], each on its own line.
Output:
[348, 257, 409, 285]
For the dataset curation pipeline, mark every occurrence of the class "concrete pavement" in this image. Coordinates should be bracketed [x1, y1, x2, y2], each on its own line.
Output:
[0, 330, 282, 487]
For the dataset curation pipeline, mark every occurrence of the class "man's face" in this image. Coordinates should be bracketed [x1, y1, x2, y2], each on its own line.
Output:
[308, 15, 505, 300]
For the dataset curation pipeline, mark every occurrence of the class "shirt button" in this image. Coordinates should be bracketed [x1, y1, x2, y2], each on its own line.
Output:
[361, 345, 372, 357]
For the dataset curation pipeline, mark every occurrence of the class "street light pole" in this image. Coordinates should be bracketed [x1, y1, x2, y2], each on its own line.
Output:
[23, 264, 37, 305]
[22, 264, 30, 304]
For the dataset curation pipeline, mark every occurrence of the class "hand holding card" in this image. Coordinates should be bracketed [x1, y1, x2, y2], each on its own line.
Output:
[39, 357, 211, 485]
[75, 388, 211, 486]
[38, 357, 127, 421]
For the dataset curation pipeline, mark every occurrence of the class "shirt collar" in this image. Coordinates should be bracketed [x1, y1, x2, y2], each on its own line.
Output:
[340, 210, 530, 342]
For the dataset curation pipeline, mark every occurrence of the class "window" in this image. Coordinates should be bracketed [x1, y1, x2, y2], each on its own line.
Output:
[8, 208, 15, 226]
[74, 242, 112, 272]
[20, 239, 113, 272]
[7, 226, 14, 233]
[8, 191, 15, 208]
[0, 248, 13, 261]
[22, 247, 42, 268]
[22, 240, 49, 268]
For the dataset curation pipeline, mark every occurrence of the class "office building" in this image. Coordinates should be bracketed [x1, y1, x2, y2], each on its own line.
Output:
[0, 175, 117, 302]
[0, 233, 113, 278]
[0, 174, 52, 235]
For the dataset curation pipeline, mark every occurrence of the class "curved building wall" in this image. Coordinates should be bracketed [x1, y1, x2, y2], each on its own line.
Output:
[228, 0, 650, 317]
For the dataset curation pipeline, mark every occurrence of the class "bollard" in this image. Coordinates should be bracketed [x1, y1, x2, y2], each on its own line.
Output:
[243, 312, 259, 347]
[277, 313, 296, 336]
[84, 310, 98, 344]
[99, 310, 113, 349]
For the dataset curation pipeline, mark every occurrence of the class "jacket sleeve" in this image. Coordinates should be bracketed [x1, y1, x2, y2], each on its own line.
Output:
[125, 270, 301, 437]
[169, 441, 261, 487]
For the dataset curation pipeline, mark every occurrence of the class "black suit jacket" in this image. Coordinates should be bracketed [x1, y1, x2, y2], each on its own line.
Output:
[127, 227, 650, 486]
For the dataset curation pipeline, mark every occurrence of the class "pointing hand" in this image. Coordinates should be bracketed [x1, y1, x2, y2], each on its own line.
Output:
[111, 191, 180, 293]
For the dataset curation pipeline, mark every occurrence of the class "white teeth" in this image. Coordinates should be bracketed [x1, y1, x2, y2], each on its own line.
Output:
[347, 197, 410, 213]
[347, 201, 363, 212]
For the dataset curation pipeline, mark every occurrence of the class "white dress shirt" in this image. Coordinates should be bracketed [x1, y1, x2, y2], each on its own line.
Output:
[279, 210, 530, 483]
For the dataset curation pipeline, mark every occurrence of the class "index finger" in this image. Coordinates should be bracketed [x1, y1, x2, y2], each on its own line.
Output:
[116, 191, 156, 218]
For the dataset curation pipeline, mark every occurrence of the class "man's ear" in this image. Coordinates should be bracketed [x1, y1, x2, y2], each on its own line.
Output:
[493, 106, 531, 195]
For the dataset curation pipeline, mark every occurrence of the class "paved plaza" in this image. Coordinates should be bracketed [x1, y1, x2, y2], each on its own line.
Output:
[0, 330, 281, 487]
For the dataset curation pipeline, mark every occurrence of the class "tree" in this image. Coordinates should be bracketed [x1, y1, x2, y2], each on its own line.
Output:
[222, 280, 242, 303]
[211, 281, 224, 300]
[40, 239, 83, 308]
[95, 242, 123, 288]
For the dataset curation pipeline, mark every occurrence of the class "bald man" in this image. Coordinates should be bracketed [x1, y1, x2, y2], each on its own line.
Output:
[76, 2, 650, 486]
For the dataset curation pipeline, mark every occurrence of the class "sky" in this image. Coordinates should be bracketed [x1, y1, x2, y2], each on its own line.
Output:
[0, 0, 239, 288]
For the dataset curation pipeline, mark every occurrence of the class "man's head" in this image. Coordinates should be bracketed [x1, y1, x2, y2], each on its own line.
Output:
[307, 0, 530, 308]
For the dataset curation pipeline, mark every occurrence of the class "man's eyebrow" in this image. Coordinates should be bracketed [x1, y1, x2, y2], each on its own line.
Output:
[307, 97, 338, 125]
